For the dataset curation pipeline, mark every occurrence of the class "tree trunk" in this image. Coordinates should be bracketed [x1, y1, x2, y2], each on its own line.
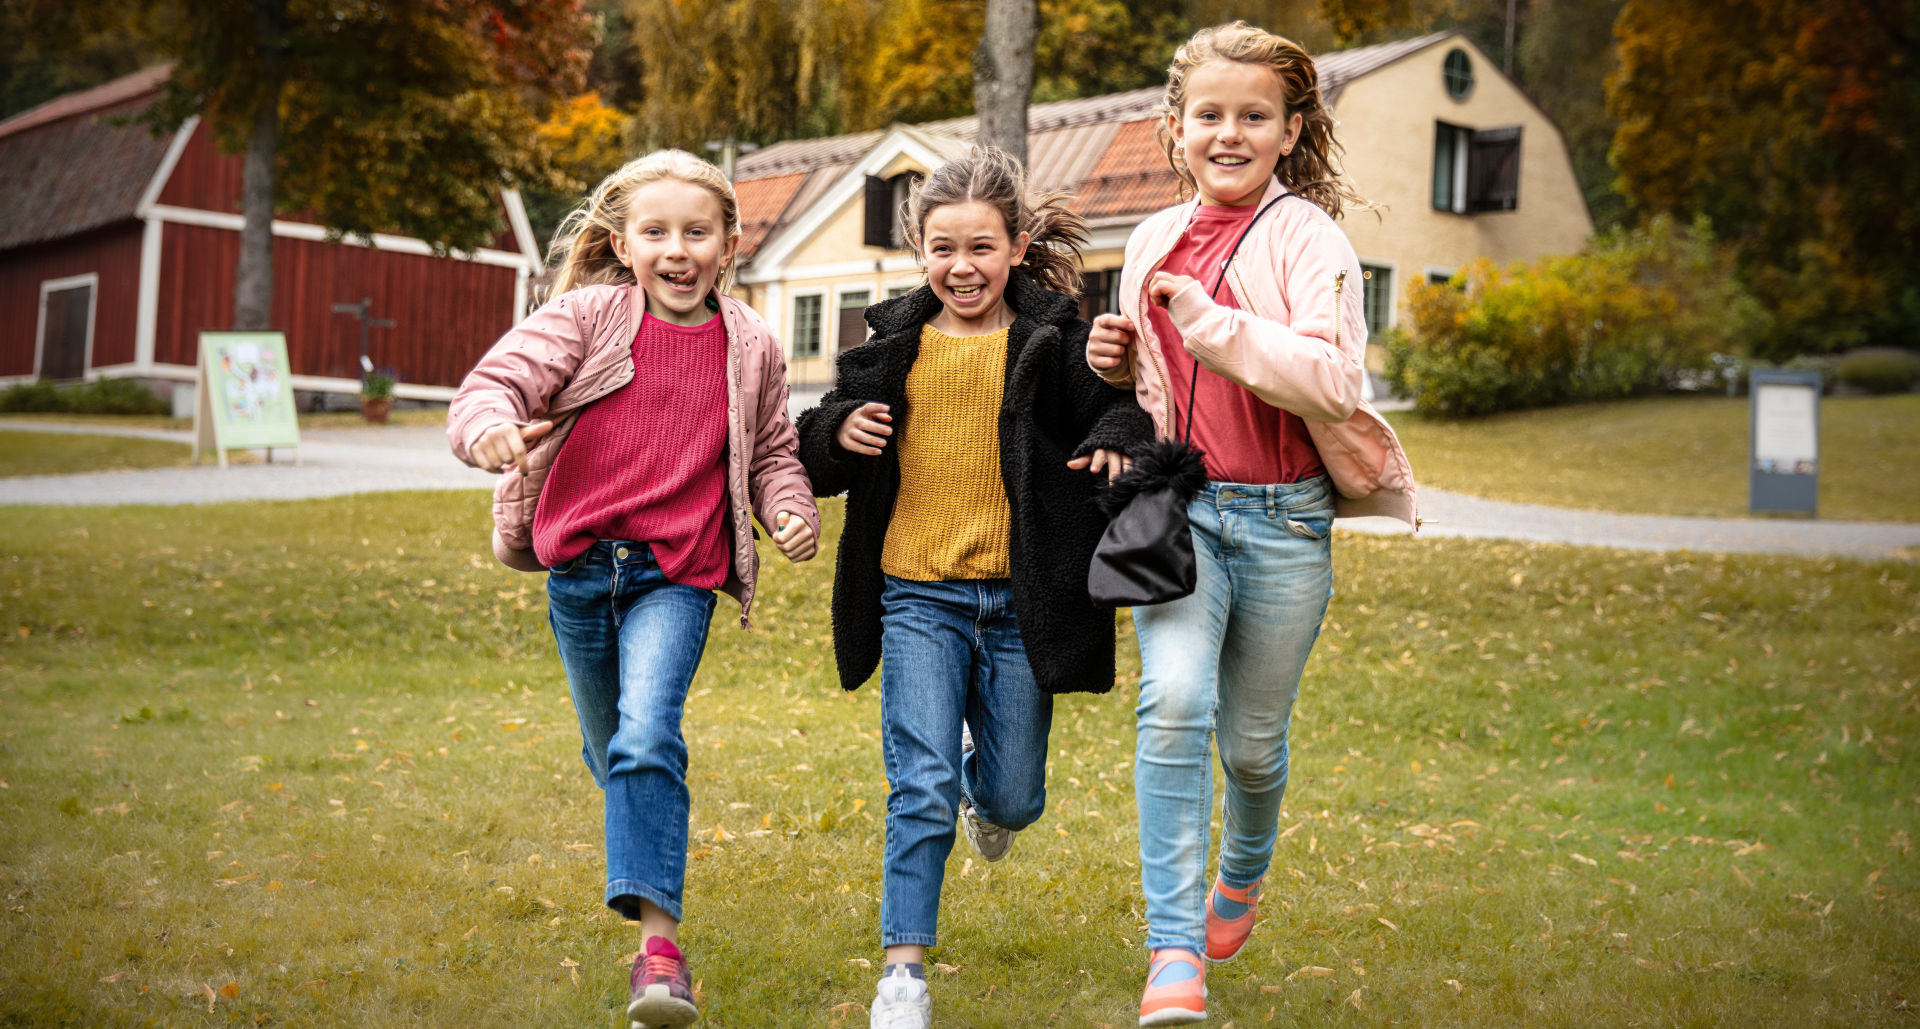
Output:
[233, 0, 287, 331]
[973, 0, 1036, 167]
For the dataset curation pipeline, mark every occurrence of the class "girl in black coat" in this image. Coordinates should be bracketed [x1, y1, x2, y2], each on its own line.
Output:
[795, 147, 1150, 1028]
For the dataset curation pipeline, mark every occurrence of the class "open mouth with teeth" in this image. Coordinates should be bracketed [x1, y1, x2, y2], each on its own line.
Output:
[1209, 155, 1252, 167]
[946, 283, 986, 302]
[657, 269, 699, 293]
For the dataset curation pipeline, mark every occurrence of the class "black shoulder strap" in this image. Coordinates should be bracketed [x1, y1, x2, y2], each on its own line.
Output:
[1180, 193, 1291, 444]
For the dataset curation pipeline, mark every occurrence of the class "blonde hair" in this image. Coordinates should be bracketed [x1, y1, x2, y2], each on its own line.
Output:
[545, 149, 741, 300]
[1157, 22, 1368, 218]
[902, 146, 1089, 298]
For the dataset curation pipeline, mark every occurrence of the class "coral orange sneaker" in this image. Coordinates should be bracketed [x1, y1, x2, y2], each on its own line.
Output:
[1139, 948, 1206, 1026]
[1204, 877, 1262, 964]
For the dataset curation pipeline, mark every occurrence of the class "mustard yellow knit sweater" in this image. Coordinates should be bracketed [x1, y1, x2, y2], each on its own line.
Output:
[881, 323, 1012, 580]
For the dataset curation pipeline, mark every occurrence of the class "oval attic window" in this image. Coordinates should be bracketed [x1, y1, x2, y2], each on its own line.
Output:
[1443, 48, 1473, 101]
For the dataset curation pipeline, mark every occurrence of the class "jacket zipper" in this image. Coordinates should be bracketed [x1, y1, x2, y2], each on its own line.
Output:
[1333, 269, 1346, 350]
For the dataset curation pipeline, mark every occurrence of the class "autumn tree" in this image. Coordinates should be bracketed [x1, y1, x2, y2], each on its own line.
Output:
[14, 0, 594, 331]
[1609, 0, 1920, 355]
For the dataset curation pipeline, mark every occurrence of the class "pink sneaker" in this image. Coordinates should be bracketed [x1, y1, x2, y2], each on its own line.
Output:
[1139, 948, 1206, 1026]
[1204, 877, 1262, 964]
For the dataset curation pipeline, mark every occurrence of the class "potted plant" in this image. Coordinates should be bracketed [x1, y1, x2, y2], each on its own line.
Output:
[359, 370, 396, 423]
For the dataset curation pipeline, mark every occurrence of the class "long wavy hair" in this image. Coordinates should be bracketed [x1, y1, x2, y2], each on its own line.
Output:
[902, 146, 1090, 298]
[1156, 21, 1369, 218]
[544, 149, 742, 301]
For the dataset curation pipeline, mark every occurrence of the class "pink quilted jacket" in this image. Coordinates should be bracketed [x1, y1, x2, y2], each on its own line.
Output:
[448, 284, 819, 627]
[1106, 178, 1418, 527]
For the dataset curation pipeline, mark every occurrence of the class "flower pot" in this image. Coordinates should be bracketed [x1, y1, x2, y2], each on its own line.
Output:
[360, 397, 393, 423]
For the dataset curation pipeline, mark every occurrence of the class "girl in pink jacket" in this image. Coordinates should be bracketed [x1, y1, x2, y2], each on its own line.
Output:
[448, 149, 818, 1029]
[1084, 23, 1417, 1026]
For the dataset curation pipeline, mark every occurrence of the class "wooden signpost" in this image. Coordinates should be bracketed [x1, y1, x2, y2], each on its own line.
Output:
[192, 331, 301, 466]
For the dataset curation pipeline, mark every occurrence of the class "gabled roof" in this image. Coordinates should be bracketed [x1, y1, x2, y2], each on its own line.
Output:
[0, 65, 178, 252]
[731, 32, 1455, 264]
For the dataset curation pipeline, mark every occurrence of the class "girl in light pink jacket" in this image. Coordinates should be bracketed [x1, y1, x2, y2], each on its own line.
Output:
[1084, 23, 1416, 1026]
[448, 149, 817, 1029]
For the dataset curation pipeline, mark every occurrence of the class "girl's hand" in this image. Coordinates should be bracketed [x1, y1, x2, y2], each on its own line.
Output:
[836, 402, 893, 456]
[1087, 314, 1136, 381]
[472, 419, 553, 475]
[1148, 272, 1198, 307]
[771, 510, 817, 562]
[1067, 448, 1133, 483]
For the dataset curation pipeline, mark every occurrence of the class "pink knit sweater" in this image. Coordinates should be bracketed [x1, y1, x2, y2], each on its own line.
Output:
[532, 312, 730, 587]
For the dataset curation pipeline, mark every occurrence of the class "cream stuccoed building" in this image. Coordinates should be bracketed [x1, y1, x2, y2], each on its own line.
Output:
[728, 31, 1593, 387]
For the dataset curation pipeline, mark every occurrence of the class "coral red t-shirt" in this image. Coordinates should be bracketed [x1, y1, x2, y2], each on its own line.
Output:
[532, 311, 731, 587]
[1143, 203, 1325, 485]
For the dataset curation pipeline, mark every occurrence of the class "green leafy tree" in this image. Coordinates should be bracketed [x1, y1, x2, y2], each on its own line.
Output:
[1609, 0, 1920, 356]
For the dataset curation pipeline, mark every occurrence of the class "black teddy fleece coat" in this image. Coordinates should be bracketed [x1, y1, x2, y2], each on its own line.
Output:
[796, 273, 1154, 696]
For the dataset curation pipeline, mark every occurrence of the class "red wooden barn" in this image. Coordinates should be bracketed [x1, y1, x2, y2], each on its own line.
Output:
[0, 66, 542, 402]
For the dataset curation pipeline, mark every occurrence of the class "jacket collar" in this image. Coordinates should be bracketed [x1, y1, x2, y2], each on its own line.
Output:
[865, 270, 1078, 339]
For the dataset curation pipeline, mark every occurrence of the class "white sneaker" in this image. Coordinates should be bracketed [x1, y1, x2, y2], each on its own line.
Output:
[959, 796, 1016, 862]
[870, 967, 931, 1029]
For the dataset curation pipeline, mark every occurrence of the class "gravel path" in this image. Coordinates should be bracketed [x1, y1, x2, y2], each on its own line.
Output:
[3, 418, 1915, 560]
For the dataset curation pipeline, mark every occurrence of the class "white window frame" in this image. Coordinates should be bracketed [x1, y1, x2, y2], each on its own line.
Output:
[789, 289, 827, 360]
[831, 286, 875, 357]
[885, 280, 921, 299]
[34, 273, 99, 380]
[1424, 265, 1457, 286]
[1357, 259, 1397, 334]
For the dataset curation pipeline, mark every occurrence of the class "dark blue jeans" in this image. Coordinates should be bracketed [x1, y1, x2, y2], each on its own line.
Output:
[546, 540, 717, 922]
[877, 576, 1054, 948]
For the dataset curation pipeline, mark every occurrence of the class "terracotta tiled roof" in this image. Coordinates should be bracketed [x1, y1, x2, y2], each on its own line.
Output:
[1072, 119, 1180, 221]
[0, 66, 178, 253]
[736, 171, 805, 258]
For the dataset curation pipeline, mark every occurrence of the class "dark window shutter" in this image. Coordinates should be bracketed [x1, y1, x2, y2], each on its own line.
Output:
[1467, 126, 1522, 212]
[864, 175, 893, 248]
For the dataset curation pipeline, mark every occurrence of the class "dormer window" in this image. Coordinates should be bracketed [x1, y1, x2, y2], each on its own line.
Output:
[863, 173, 919, 250]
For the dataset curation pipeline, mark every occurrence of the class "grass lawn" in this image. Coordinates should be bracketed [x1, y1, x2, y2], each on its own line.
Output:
[1, 493, 1915, 1027]
[0, 430, 191, 478]
[1387, 394, 1920, 523]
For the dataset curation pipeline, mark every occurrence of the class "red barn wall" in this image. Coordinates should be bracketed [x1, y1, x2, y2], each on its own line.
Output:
[0, 224, 144, 377]
[157, 122, 526, 252]
[156, 223, 518, 388]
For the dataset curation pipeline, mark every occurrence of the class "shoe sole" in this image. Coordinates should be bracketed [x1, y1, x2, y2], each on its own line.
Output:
[1204, 929, 1250, 964]
[628, 992, 699, 1029]
[1140, 1004, 1208, 1026]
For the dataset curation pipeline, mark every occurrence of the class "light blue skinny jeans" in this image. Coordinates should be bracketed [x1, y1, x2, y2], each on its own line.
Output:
[1131, 476, 1335, 956]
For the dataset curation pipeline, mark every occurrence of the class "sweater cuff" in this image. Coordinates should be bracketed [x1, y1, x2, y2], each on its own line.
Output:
[1164, 279, 1216, 336]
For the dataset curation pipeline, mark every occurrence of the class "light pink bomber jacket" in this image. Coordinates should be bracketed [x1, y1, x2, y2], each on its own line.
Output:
[1105, 178, 1419, 528]
[447, 284, 819, 628]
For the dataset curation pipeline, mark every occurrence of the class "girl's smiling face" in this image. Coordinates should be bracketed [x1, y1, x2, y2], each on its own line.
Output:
[1170, 59, 1303, 206]
[922, 201, 1030, 336]
[610, 178, 737, 326]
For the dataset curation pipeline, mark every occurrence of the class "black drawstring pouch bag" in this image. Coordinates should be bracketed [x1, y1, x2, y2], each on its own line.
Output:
[1088, 195, 1286, 607]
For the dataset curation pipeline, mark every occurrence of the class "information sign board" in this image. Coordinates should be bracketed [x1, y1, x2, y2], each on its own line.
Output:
[1749, 368, 1820, 516]
[193, 332, 301, 466]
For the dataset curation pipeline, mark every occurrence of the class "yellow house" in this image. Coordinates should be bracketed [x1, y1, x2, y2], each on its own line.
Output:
[732, 31, 1592, 385]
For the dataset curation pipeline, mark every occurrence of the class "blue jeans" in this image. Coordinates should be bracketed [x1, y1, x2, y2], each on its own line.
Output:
[546, 540, 717, 922]
[1131, 476, 1335, 955]
[877, 576, 1054, 948]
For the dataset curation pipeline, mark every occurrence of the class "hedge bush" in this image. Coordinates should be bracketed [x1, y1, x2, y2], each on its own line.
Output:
[0, 378, 169, 415]
[1384, 217, 1769, 417]
[1836, 349, 1920, 394]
